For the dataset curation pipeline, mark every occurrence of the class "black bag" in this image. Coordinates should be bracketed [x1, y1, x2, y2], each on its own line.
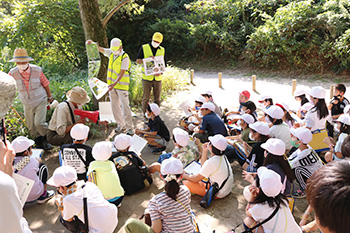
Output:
[200, 156, 230, 208]
[111, 151, 152, 195]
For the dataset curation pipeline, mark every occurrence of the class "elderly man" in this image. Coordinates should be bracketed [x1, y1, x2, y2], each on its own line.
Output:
[8, 48, 53, 150]
[47, 86, 92, 146]
[136, 32, 166, 115]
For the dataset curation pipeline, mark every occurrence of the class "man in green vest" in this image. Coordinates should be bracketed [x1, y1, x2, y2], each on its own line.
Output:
[136, 32, 166, 115]
[86, 38, 133, 135]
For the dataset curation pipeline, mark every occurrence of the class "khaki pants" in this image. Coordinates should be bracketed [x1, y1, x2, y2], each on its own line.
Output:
[141, 79, 162, 113]
[23, 99, 48, 138]
[46, 130, 73, 146]
[125, 218, 154, 233]
[109, 89, 133, 130]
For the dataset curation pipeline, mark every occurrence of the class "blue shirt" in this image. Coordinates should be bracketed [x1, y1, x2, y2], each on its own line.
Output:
[200, 112, 228, 136]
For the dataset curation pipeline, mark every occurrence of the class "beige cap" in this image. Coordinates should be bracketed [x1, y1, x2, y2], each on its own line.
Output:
[66, 86, 90, 104]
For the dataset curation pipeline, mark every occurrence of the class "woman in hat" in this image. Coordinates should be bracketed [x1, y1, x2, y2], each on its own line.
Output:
[8, 48, 53, 151]
[124, 157, 197, 233]
[243, 167, 302, 233]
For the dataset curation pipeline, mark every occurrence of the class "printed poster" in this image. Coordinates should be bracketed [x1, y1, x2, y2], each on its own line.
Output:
[143, 55, 166, 76]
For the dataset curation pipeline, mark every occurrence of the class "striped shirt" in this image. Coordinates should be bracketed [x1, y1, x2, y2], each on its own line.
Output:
[8, 66, 50, 93]
[148, 185, 195, 233]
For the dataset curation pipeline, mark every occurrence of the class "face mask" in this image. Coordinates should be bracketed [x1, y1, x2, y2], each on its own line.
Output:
[291, 139, 299, 148]
[145, 112, 151, 119]
[195, 106, 200, 111]
[249, 132, 255, 141]
[334, 124, 340, 132]
[112, 50, 121, 56]
[17, 63, 29, 71]
[151, 41, 160, 48]
[237, 120, 241, 126]
[241, 109, 247, 114]
[265, 116, 271, 124]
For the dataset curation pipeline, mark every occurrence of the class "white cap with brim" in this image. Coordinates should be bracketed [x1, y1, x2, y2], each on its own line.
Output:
[161, 157, 183, 175]
[92, 141, 112, 161]
[336, 114, 350, 126]
[261, 138, 285, 156]
[308, 86, 326, 99]
[208, 134, 228, 152]
[241, 114, 255, 125]
[259, 95, 272, 102]
[149, 103, 160, 116]
[200, 102, 215, 112]
[114, 134, 133, 151]
[294, 89, 305, 97]
[290, 127, 313, 144]
[263, 105, 284, 119]
[201, 90, 212, 96]
[249, 122, 270, 136]
[257, 167, 283, 197]
[173, 127, 190, 147]
[195, 95, 206, 104]
[70, 124, 90, 140]
[11, 136, 34, 154]
[47, 166, 77, 187]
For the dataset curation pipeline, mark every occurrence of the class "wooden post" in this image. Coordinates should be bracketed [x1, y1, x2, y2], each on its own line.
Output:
[330, 85, 334, 99]
[218, 72, 222, 88]
[292, 79, 297, 95]
[190, 69, 194, 84]
[252, 75, 256, 91]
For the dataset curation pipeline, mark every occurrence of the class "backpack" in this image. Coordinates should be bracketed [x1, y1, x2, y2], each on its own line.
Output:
[111, 151, 152, 195]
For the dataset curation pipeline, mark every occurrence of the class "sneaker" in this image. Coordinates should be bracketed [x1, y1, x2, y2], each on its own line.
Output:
[126, 129, 134, 136]
[152, 146, 166, 155]
[114, 126, 126, 133]
[147, 144, 157, 148]
[292, 189, 306, 199]
[37, 190, 54, 204]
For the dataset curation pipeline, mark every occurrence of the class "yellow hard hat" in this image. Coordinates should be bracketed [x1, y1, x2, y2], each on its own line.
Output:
[152, 32, 163, 43]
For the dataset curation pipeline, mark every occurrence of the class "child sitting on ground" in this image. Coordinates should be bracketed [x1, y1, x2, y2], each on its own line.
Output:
[180, 96, 206, 132]
[61, 124, 94, 181]
[12, 136, 54, 204]
[110, 134, 152, 195]
[226, 90, 251, 116]
[88, 141, 124, 206]
[323, 114, 350, 162]
[288, 128, 323, 194]
[135, 103, 170, 154]
[201, 90, 222, 116]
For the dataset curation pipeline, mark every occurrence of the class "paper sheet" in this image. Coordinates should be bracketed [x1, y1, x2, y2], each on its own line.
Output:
[31, 149, 43, 159]
[88, 78, 109, 100]
[179, 101, 192, 117]
[129, 134, 148, 155]
[13, 173, 34, 206]
[143, 55, 166, 76]
[184, 161, 201, 174]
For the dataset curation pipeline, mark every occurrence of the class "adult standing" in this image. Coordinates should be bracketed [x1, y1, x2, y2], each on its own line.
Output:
[136, 32, 166, 115]
[86, 38, 133, 135]
[8, 48, 53, 150]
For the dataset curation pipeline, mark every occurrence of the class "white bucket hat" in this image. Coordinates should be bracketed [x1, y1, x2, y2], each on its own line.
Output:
[114, 134, 133, 151]
[308, 86, 326, 99]
[47, 166, 77, 187]
[149, 103, 160, 116]
[66, 86, 90, 105]
[11, 136, 34, 154]
[208, 134, 228, 152]
[70, 124, 90, 140]
[263, 105, 284, 119]
[336, 114, 350, 126]
[241, 114, 255, 125]
[92, 141, 112, 161]
[261, 138, 285, 156]
[0, 71, 17, 118]
[249, 122, 270, 136]
[200, 102, 215, 112]
[290, 127, 313, 144]
[195, 95, 206, 104]
[257, 167, 283, 197]
[173, 127, 190, 147]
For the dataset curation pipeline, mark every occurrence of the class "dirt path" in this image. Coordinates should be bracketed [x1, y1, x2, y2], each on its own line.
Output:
[23, 71, 338, 232]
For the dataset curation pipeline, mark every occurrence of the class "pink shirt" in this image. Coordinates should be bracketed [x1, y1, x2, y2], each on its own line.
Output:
[8, 66, 50, 93]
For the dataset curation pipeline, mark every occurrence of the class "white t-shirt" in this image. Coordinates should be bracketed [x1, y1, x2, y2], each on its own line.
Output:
[334, 132, 348, 154]
[0, 171, 32, 233]
[62, 182, 118, 233]
[199, 155, 234, 198]
[269, 123, 292, 150]
[102, 49, 129, 70]
[249, 201, 302, 233]
[304, 108, 331, 131]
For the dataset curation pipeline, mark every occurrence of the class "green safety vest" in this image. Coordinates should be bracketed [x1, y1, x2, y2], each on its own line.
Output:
[142, 44, 165, 81]
[107, 52, 131, 91]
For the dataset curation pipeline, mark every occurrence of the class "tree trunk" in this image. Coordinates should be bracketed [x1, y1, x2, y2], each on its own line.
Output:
[78, 0, 108, 109]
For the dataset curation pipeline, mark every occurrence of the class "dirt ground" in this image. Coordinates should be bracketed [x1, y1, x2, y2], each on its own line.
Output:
[22, 71, 340, 233]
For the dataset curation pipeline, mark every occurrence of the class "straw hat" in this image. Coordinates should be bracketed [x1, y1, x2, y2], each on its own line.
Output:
[0, 72, 17, 118]
[66, 86, 90, 104]
[9, 48, 34, 62]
